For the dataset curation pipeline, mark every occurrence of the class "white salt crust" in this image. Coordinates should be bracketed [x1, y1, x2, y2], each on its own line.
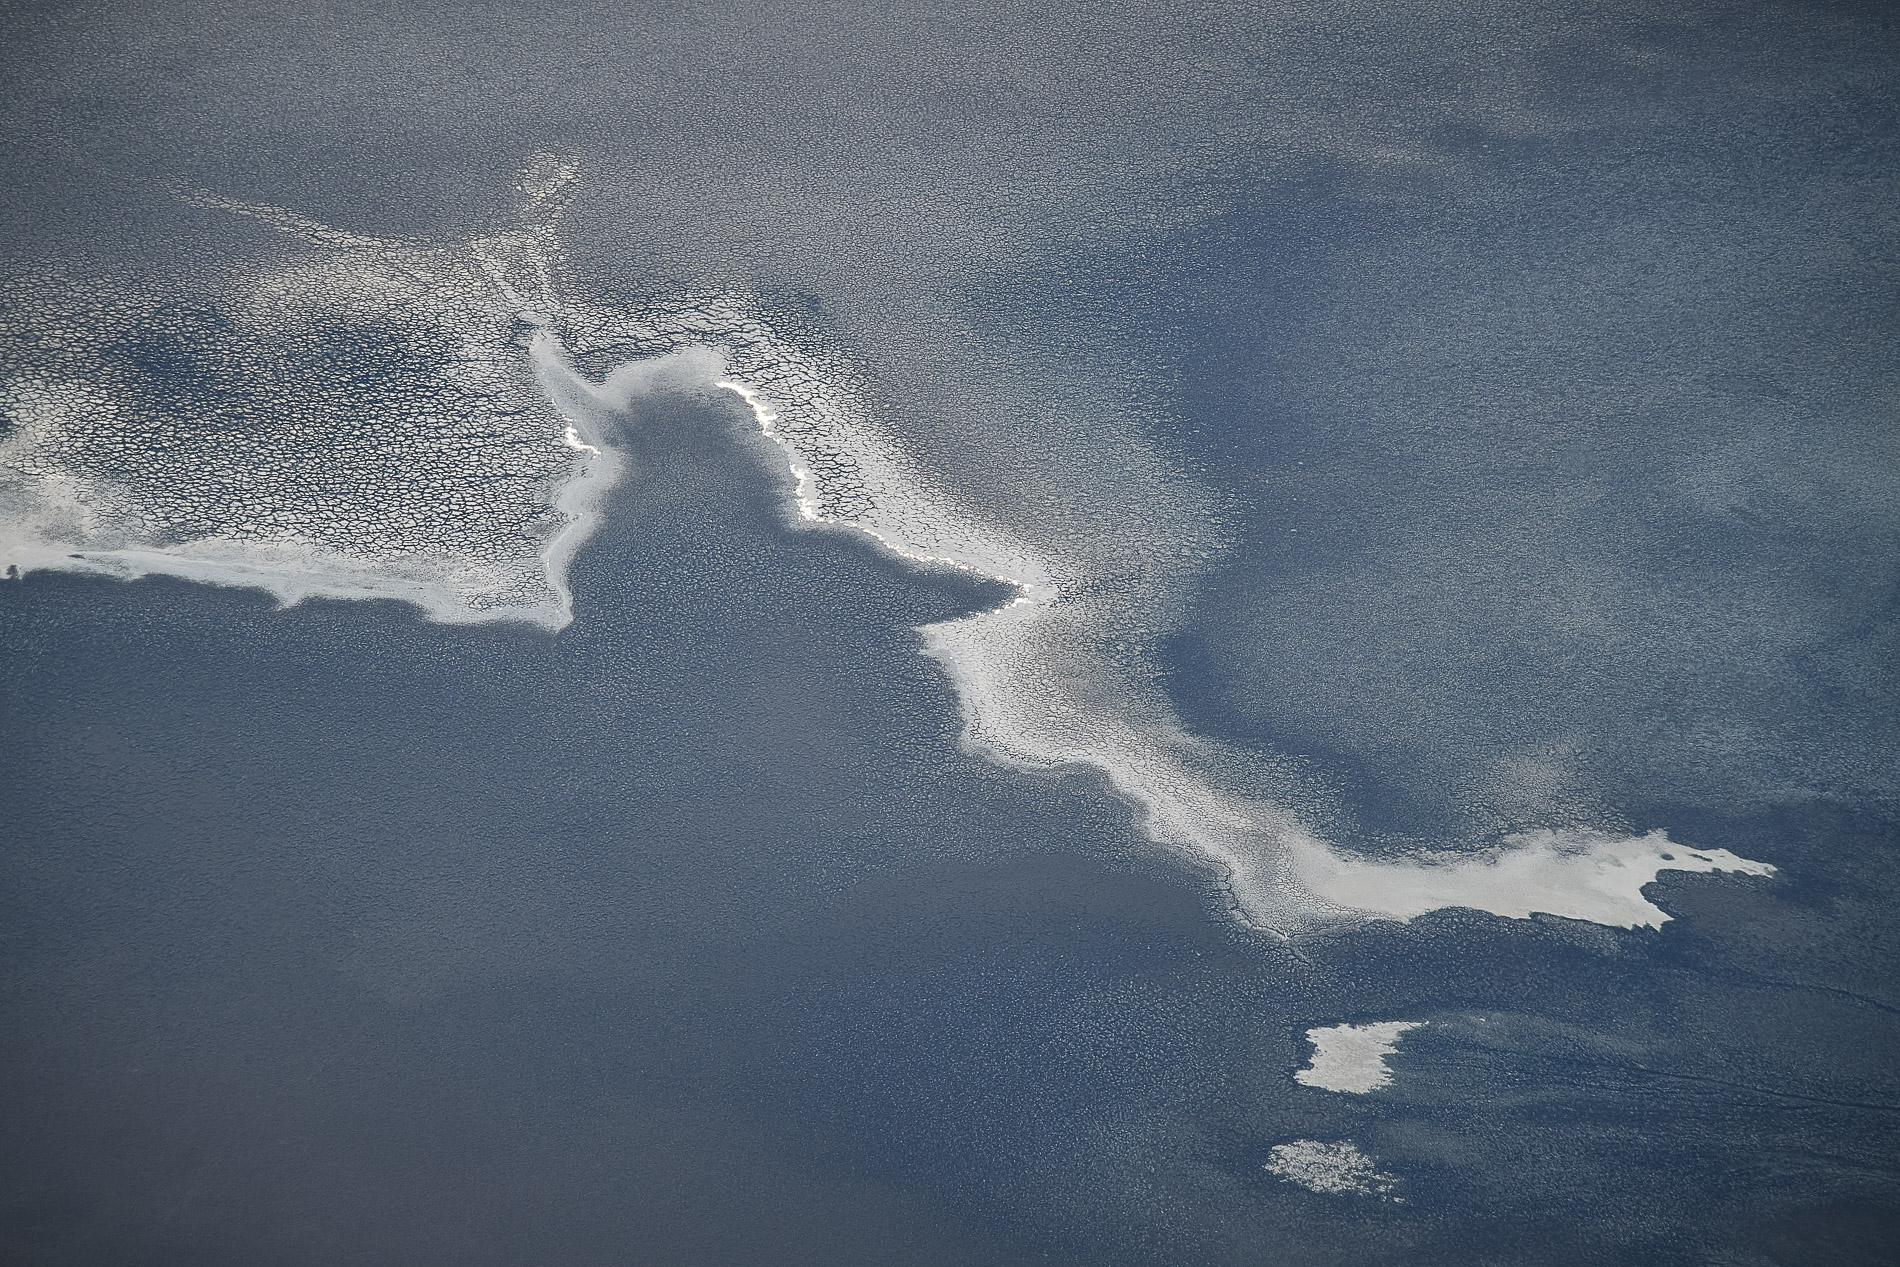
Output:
[1295, 1021, 1423, 1093]
[1264, 1140, 1401, 1199]
[0, 158, 1776, 937]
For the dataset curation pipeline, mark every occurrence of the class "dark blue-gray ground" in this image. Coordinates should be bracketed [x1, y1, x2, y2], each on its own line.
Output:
[3, 392, 1897, 1266]
[3, 0, 1898, 1262]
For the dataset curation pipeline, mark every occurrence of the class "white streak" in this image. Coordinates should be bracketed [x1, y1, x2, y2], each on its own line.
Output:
[683, 318, 1779, 939]
[1291, 829, 1776, 930]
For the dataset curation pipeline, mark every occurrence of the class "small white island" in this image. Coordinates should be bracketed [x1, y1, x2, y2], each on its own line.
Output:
[1294, 1020, 1424, 1093]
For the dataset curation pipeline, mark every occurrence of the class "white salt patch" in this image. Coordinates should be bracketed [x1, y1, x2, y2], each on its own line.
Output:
[1264, 1140, 1400, 1199]
[1288, 828, 1776, 930]
[0, 160, 733, 632]
[0, 352, 633, 630]
[1295, 1021, 1422, 1093]
[1, 165, 612, 629]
